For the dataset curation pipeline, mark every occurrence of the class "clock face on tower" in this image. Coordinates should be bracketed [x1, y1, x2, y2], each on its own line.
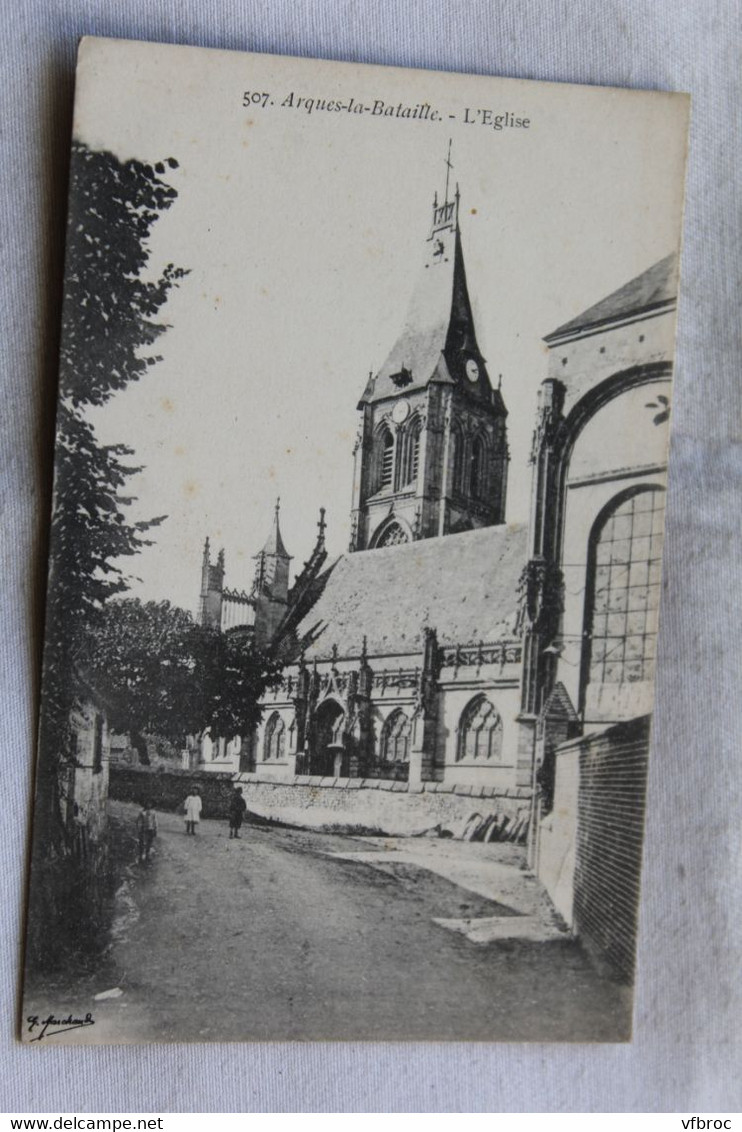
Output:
[391, 399, 410, 424]
[465, 358, 480, 383]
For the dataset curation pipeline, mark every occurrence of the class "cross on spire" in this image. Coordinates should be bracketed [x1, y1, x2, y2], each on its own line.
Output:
[429, 141, 459, 237]
[444, 138, 453, 203]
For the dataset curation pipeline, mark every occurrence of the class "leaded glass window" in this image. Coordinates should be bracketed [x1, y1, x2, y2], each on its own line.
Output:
[264, 712, 285, 760]
[586, 488, 665, 686]
[382, 710, 411, 763]
[457, 696, 503, 761]
[376, 522, 408, 547]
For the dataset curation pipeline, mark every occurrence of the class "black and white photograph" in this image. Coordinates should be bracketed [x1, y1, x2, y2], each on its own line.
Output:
[22, 37, 690, 1044]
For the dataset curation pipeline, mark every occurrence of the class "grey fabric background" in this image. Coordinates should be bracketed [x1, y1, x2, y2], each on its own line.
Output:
[1, 0, 740, 1113]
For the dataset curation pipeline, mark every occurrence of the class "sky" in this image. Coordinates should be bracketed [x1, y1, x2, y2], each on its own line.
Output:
[74, 38, 689, 616]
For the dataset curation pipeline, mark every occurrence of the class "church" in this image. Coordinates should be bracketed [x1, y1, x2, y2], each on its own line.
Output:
[195, 167, 678, 836]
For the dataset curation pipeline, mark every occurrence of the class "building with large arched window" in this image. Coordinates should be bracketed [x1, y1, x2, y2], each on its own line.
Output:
[197, 178, 678, 821]
[521, 252, 676, 745]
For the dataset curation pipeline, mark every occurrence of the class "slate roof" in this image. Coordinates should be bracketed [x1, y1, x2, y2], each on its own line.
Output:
[542, 681, 579, 721]
[292, 523, 528, 660]
[544, 253, 678, 343]
[360, 209, 489, 405]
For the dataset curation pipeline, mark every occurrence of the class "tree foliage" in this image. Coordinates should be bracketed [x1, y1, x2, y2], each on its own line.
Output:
[30, 145, 200, 972]
[191, 623, 283, 743]
[86, 599, 282, 751]
[39, 142, 186, 807]
[60, 145, 184, 408]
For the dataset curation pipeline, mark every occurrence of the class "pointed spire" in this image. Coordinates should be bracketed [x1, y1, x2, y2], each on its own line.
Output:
[361, 149, 493, 407]
[259, 496, 291, 559]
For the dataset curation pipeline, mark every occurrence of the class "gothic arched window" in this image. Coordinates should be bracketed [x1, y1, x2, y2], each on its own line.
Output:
[457, 696, 503, 762]
[470, 434, 487, 499]
[264, 712, 285, 761]
[379, 428, 394, 491]
[375, 521, 409, 548]
[382, 710, 412, 763]
[583, 487, 665, 693]
[451, 427, 465, 495]
[400, 418, 422, 487]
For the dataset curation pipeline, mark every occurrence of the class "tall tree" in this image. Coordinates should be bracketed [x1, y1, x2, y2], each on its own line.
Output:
[37, 142, 187, 839]
[85, 599, 201, 762]
[86, 598, 283, 758]
[192, 624, 283, 743]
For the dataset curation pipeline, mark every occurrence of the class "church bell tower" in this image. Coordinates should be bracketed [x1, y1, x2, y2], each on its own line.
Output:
[349, 150, 509, 552]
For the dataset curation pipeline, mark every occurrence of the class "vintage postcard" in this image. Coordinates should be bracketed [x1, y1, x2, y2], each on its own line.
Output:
[24, 37, 689, 1043]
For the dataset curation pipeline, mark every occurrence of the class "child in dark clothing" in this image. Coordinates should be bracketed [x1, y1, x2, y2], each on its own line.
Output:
[136, 803, 158, 861]
[228, 787, 247, 839]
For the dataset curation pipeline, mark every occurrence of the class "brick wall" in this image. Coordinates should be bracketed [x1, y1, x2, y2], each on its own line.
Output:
[572, 715, 651, 982]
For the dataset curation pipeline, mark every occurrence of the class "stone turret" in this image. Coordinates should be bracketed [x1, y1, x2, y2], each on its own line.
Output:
[199, 537, 225, 628]
[252, 499, 292, 647]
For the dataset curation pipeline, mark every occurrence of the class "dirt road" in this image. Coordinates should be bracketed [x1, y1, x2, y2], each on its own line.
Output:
[25, 803, 632, 1043]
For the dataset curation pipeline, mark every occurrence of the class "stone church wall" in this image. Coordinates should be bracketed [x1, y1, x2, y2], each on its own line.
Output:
[558, 379, 670, 722]
[435, 677, 522, 787]
[234, 774, 531, 837]
[546, 306, 675, 418]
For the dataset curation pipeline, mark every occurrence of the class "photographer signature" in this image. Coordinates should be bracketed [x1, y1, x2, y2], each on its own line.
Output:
[26, 1012, 95, 1042]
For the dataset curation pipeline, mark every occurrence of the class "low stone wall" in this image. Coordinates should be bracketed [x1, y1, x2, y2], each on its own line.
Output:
[110, 765, 235, 819]
[110, 765, 531, 839]
[235, 773, 531, 838]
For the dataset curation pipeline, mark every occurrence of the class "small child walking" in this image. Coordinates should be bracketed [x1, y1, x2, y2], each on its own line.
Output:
[136, 802, 158, 861]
